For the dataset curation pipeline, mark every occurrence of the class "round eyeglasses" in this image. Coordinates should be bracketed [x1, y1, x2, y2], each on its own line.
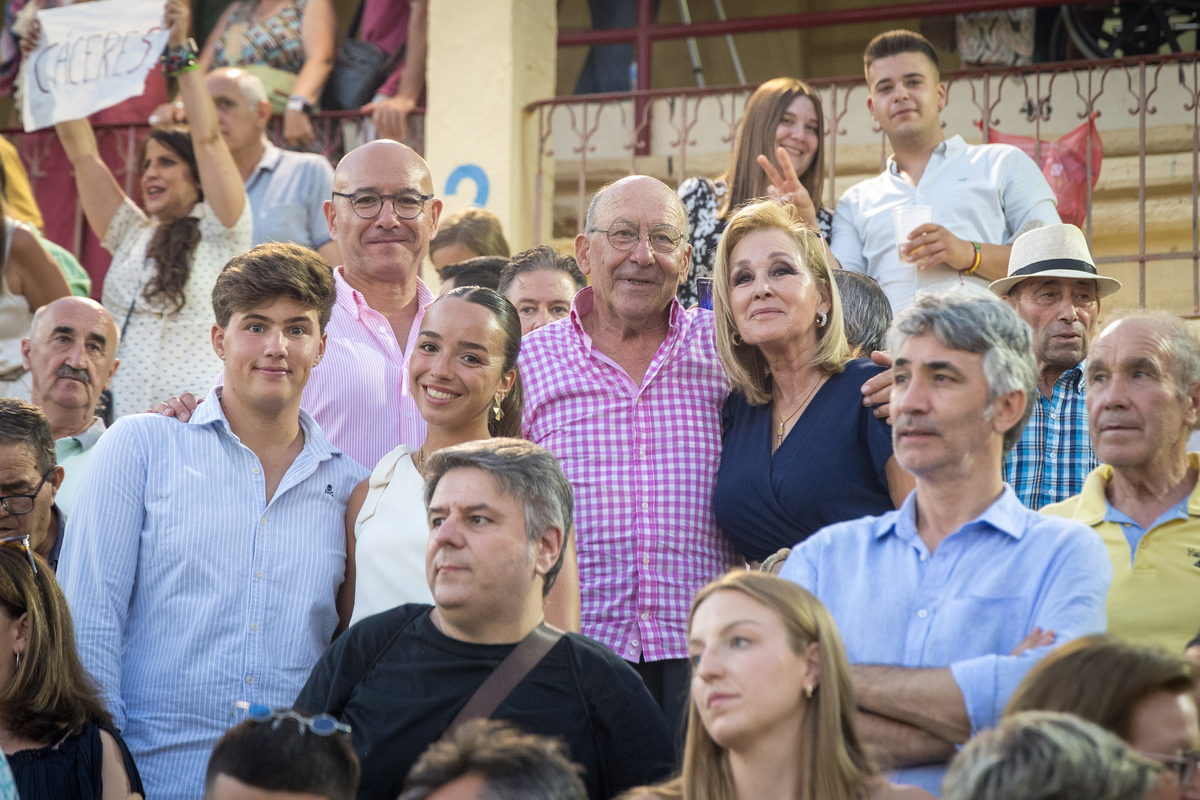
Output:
[234, 701, 351, 738]
[332, 190, 434, 220]
[588, 223, 684, 254]
[1142, 750, 1200, 787]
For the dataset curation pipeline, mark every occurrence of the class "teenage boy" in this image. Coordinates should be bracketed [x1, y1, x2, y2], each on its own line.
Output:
[831, 30, 1062, 312]
[60, 243, 369, 800]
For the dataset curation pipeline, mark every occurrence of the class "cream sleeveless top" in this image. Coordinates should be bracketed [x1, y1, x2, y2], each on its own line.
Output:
[350, 444, 435, 626]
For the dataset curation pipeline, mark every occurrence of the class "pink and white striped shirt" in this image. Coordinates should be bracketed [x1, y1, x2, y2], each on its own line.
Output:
[520, 288, 738, 662]
[300, 267, 433, 469]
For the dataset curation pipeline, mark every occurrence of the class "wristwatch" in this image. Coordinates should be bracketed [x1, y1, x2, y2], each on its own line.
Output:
[286, 94, 314, 114]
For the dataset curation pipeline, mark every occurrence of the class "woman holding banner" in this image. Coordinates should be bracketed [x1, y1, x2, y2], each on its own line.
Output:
[27, 0, 252, 418]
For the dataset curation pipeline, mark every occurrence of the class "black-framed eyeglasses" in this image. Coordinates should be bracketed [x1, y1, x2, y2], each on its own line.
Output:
[332, 190, 434, 220]
[234, 701, 351, 739]
[0, 534, 38, 575]
[1143, 750, 1200, 786]
[0, 469, 54, 516]
[587, 222, 684, 253]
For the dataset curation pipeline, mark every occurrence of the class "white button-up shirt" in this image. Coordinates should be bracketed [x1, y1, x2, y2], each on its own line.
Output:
[831, 135, 1060, 312]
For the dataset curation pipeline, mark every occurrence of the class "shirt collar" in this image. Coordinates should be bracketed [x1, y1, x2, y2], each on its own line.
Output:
[252, 142, 284, 178]
[58, 416, 106, 451]
[333, 266, 435, 324]
[568, 286, 682, 353]
[885, 484, 1029, 542]
[887, 135, 963, 176]
[191, 386, 335, 462]
[1073, 452, 1200, 524]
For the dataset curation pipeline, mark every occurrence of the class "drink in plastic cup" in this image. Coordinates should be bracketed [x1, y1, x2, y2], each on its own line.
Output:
[892, 205, 932, 261]
[696, 277, 714, 310]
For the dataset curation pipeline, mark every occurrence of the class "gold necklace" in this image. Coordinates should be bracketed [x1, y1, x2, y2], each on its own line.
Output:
[416, 446, 426, 475]
[774, 376, 822, 446]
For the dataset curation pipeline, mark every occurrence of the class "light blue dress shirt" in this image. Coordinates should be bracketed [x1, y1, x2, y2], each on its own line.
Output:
[779, 485, 1111, 796]
[59, 388, 367, 800]
[831, 135, 1061, 312]
[245, 143, 335, 250]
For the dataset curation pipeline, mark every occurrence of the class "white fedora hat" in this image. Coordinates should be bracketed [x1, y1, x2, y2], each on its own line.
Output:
[988, 223, 1122, 298]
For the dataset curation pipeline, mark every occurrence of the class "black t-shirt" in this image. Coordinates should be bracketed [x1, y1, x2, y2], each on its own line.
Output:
[295, 605, 676, 800]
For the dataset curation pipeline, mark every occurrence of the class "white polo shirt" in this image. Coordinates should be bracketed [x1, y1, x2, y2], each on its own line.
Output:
[831, 135, 1060, 312]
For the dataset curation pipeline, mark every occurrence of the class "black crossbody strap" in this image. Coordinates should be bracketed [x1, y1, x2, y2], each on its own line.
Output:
[442, 622, 564, 740]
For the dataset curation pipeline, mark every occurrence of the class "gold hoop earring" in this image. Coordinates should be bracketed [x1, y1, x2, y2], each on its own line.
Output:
[733, 333, 743, 346]
[817, 311, 828, 328]
[805, 685, 813, 699]
[492, 396, 505, 421]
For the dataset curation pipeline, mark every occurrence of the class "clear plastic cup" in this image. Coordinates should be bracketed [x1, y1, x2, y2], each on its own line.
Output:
[892, 205, 932, 261]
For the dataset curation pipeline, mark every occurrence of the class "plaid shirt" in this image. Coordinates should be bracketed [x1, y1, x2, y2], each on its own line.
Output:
[1005, 364, 1096, 509]
[520, 288, 738, 662]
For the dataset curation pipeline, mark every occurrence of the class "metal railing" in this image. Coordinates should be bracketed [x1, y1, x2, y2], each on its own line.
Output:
[0, 109, 424, 262]
[529, 52, 1200, 314]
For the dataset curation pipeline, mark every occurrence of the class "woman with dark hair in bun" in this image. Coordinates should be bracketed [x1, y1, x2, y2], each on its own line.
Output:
[27, 0, 251, 418]
[339, 287, 578, 633]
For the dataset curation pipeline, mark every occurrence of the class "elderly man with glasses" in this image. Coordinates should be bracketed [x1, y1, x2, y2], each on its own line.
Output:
[0, 399, 64, 573]
[519, 175, 738, 746]
[156, 139, 441, 473]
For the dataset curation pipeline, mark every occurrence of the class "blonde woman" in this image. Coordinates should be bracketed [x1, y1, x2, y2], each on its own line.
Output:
[710, 201, 913, 568]
[626, 571, 931, 800]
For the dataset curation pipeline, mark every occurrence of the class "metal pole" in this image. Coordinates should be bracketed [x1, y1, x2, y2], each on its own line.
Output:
[676, 0, 706, 87]
[710, 0, 746, 84]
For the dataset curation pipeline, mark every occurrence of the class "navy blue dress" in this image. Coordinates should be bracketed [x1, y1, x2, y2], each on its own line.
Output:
[713, 359, 896, 562]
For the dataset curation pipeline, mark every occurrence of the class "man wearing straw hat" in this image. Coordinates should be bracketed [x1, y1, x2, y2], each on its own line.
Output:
[989, 223, 1122, 510]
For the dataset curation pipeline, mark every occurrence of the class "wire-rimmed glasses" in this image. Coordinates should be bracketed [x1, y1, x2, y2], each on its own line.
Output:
[331, 190, 434, 220]
[233, 701, 351, 739]
[1142, 750, 1200, 787]
[587, 222, 684, 253]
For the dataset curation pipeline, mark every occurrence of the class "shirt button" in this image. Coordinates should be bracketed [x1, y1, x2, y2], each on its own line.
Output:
[256, 570, 263, 578]
[1049, 452, 1057, 459]
[641, 612, 649, 621]
[378, 325, 386, 334]
[260, 518, 266, 524]
[641, 502, 649, 510]
[628, 645, 636, 653]
[917, 609, 928, 618]
[919, 553, 928, 562]
[632, 639, 640, 647]
[252, 467, 260, 475]
[643, 556, 649, 565]
[246, 676, 254, 684]
[251, 623, 258, 630]
[1050, 413, 1058, 420]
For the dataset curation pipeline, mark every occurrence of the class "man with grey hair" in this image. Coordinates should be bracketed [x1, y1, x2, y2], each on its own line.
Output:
[0, 398, 64, 570]
[518, 175, 737, 742]
[942, 711, 1158, 800]
[833, 270, 892, 356]
[206, 68, 340, 263]
[20, 296, 118, 515]
[1043, 311, 1200, 656]
[295, 438, 674, 800]
[780, 291, 1111, 795]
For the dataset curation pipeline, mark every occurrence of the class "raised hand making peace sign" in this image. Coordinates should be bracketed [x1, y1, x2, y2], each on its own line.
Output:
[756, 146, 840, 268]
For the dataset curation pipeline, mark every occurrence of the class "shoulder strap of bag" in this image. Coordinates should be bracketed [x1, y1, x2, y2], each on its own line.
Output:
[442, 622, 564, 740]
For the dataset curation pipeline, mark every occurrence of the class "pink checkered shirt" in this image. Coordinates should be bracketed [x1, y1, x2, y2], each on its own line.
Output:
[300, 267, 433, 469]
[520, 288, 738, 662]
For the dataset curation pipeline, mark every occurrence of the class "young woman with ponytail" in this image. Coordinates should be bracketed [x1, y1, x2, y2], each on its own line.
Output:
[41, 0, 251, 417]
[338, 286, 579, 633]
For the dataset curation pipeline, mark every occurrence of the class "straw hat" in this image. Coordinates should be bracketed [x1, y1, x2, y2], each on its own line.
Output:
[988, 224, 1122, 298]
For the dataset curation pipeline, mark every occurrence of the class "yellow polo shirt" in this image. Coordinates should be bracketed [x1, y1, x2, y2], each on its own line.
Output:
[1042, 453, 1200, 654]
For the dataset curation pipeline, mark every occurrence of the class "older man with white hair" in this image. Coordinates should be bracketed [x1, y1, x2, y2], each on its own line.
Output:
[519, 175, 737, 741]
[206, 68, 340, 264]
[1043, 311, 1200, 655]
